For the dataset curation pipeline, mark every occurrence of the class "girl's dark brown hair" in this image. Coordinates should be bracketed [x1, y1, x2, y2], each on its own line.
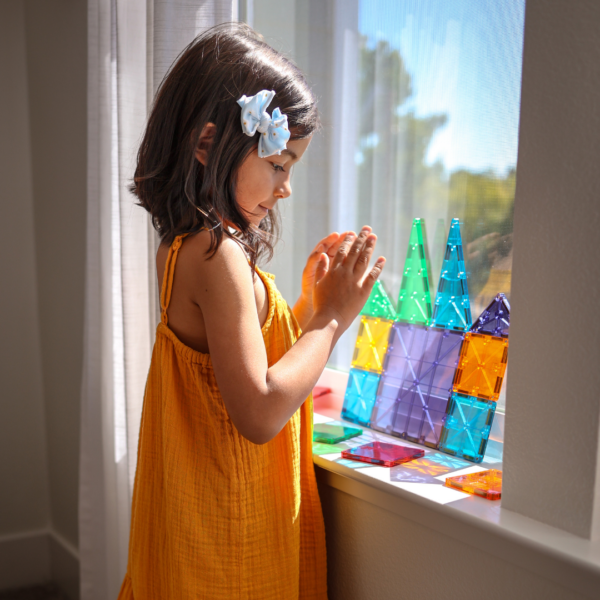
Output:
[131, 22, 320, 269]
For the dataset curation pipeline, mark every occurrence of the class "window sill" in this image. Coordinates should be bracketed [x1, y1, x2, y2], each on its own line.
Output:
[313, 368, 600, 599]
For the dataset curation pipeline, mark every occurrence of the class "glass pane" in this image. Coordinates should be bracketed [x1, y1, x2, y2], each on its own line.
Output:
[356, 0, 524, 311]
[353, 1, 525, 411]
[251, 0, 525, 412]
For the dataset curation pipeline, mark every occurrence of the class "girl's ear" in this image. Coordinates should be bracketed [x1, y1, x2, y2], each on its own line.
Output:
[194, 123, 217, 166]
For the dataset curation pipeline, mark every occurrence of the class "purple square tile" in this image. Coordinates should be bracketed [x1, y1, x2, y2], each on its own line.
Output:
[429, 364, 456, 391]
[371, 324, 463, 448]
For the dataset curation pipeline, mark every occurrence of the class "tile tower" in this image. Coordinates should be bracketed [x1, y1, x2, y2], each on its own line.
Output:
[342, 218, 510, 463]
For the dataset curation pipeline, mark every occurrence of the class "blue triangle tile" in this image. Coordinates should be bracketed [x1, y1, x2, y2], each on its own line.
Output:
[431, 219, 472, 331]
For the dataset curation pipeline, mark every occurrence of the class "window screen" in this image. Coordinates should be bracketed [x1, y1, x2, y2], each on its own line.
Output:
[251, 0, 525, 412]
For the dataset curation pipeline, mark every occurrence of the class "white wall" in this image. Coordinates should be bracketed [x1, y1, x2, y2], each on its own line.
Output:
[0, 0, 49, 541]
[503, 0, 600, 539]
[0, 1, 85, 596]
[317, 471, 590, 600]
[24, 0, 87, 551]
[0, 1, 54, 591]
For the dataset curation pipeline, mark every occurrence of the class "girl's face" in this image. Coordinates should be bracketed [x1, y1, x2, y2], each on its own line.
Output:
[236, 137, 312, 226]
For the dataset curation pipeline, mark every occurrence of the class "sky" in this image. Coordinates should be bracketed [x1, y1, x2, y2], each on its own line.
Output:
[359, 0, 526, 175]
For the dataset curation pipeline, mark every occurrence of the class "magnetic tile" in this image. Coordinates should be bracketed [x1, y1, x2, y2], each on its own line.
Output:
[313, 442, 344, 456]
[445, 468, 502, 500]
[312, 386, 332, 398]
[370, 323, 462, 447]
[351, 316, 393, 374]
[342, 441, 425, 467]
[396, 218, 433, 326]
[470, 293, 510, 338]
[342, 368, 381, 425]
[393, 392, 449, 448]
[438, 394, 496, 463]
[361, 280, 396, 320]
[313, 422, 363, 444]
[434, 465, 488, 481]
[431, 218, 472, 331]
[453, 332, 508, 401]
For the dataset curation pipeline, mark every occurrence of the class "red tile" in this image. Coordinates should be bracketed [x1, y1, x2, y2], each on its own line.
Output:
[341, 441, 424, 467]
[313, 386, 332, 398]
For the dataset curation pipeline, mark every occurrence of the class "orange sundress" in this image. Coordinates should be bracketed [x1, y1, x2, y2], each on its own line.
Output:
[117, 234, 328, 599]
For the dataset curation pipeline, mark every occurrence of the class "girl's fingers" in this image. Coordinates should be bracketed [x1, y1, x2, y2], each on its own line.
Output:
[324, 231, 342, 250]
[365, 257, 386, 289]
[308, 232, 340, 264]
[326, 231, 350, 258]
[354, 234, 377, 277]
[315, 232, 340, 254]
[308, 243, 324, 261]
[314, 253, 329, 284]
[345, 227, 372, 271]
[331, 232, 357, 268]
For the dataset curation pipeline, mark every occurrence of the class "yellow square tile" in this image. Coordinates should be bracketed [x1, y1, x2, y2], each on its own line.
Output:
[452, 332, 508, 401]
[351, 316, 393, 374]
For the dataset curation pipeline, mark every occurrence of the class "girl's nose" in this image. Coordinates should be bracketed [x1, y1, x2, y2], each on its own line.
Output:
[275, 178, 292, 199]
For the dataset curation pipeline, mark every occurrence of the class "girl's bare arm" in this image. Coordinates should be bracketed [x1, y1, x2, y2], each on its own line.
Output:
[192, 229, 384, 445]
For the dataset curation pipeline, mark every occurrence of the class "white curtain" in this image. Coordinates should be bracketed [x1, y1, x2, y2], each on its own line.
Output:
[80, 2, 234, 598]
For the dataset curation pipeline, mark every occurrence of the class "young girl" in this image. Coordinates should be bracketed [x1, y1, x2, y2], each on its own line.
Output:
[118, 23, 385, 600]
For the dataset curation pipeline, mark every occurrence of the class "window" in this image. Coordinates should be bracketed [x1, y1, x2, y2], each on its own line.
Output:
[249, 0, 525, 413]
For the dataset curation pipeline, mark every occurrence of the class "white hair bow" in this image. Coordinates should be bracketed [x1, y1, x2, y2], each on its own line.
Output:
[237, 90, 291, 158]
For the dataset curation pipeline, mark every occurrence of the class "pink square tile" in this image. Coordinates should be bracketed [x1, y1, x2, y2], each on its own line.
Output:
[341, 441, 424, 467]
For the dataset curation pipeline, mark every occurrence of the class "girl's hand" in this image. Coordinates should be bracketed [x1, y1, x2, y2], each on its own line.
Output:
[293, 231, 348, 328]
[312, 227, 385, 332]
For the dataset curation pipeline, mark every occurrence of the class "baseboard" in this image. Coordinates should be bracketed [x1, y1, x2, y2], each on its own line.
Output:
[0, 529, 79, 599]
[48, 531, 79, 600]
[0, 529, 51, 591]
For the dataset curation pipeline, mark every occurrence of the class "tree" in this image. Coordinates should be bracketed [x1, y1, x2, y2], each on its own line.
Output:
[355, 37, 516, 303]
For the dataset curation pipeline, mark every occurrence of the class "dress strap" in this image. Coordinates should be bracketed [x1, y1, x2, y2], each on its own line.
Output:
[160, 233, 190, 325]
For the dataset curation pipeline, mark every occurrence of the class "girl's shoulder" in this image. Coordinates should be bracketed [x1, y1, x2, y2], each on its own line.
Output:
[178, 232, 269, 330]
[186, 230, 251, 275]
[159, 230, 249, 274]
[156, 230, 266, 353]
[158, 231, 256, 307]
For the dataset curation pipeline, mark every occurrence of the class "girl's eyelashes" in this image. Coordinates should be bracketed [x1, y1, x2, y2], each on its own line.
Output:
[271, 163, 285, 172]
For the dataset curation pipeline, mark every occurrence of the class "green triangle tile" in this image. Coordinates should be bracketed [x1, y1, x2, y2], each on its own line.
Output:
[396, 218, 433, 326]
[361, 280, 396, 319]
